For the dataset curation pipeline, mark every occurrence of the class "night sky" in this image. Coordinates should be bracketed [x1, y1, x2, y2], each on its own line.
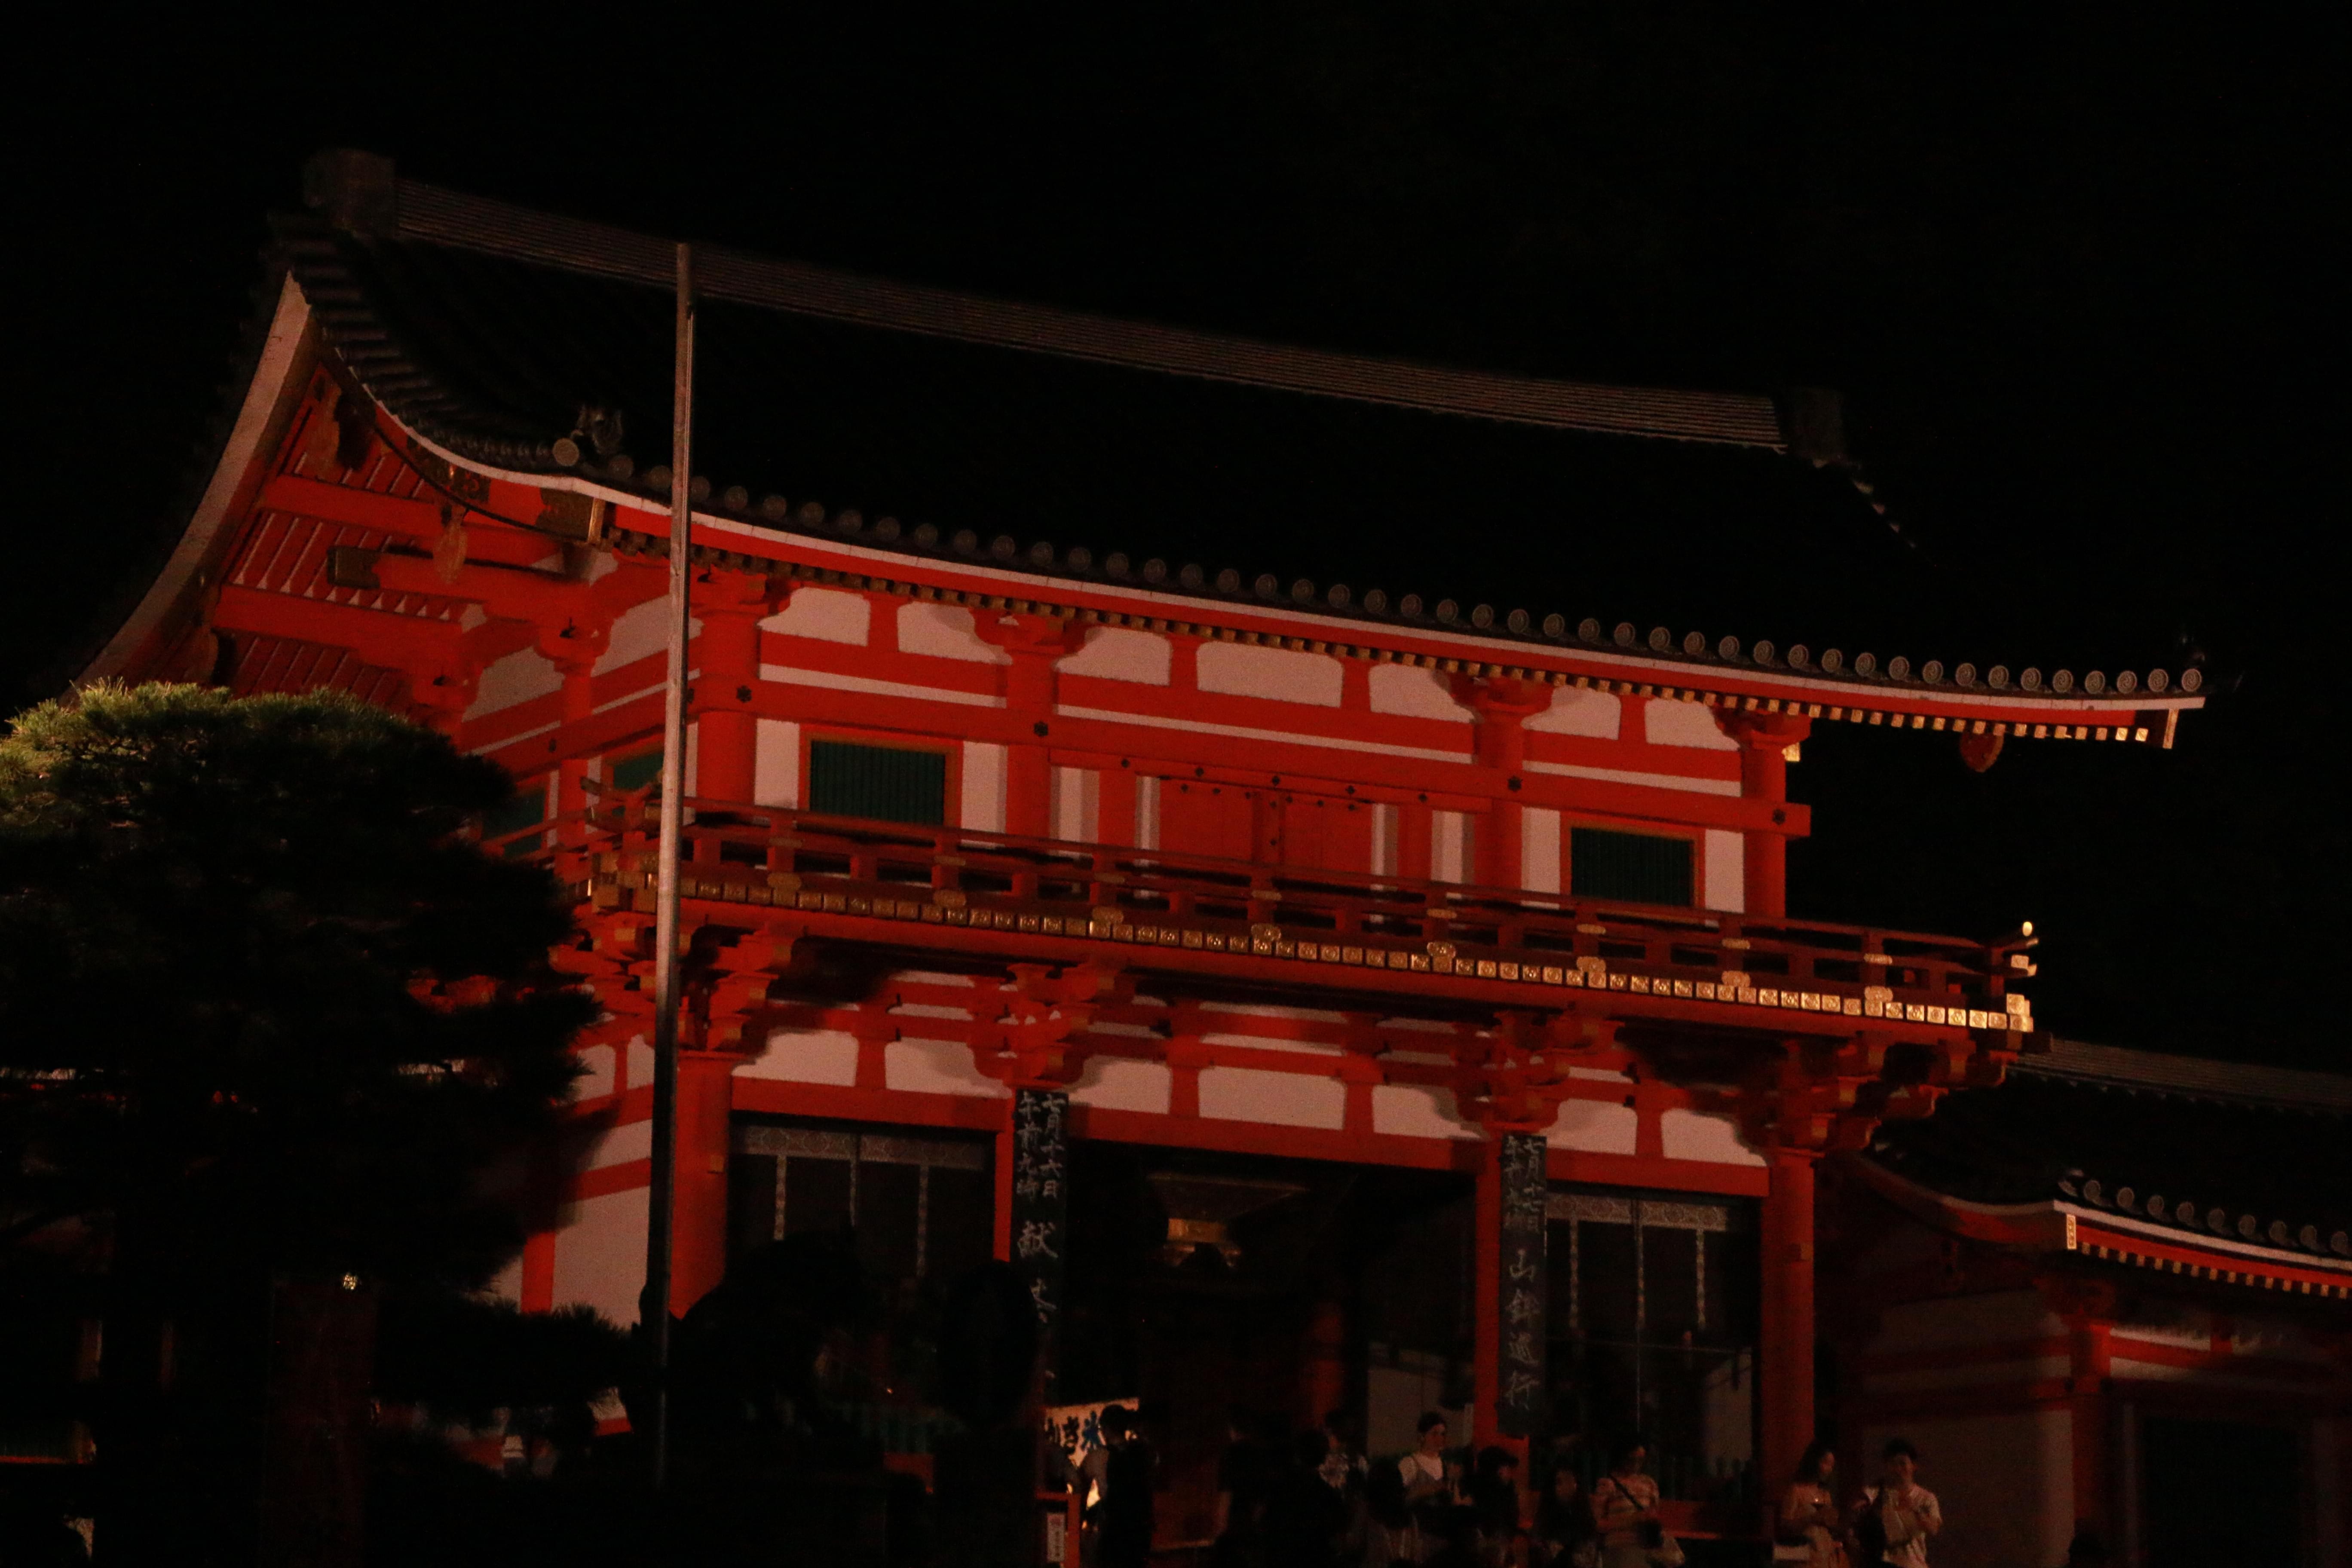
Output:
[6, 8, 2337, 1068]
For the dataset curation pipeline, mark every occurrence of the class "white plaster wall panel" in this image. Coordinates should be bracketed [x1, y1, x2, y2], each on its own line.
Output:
[1061, 626, 1170, 684]
[571, 1043, 616, 1101]
[594, 597, 684, 675]
[1369, 664, 1470, 721]
[737, 1028, 860, 1086]
[1524, 761, 1741, 797]
[626, 1035, 655, 1090]
[962, 741, 1007, 831]
[1526, 687, 1620, 738]
[1057, 704, 1472, 765]
[1367, 1367, 1464, 1463]
[754, 718, 800, 808]
[1547, 1099, 1639, 1154]
[1370, 803, 1399, 875]
[1521, 807, 1562, 894]
[1197, 641, 1344, 706]
[1643, 697, 1739, 750]
[764, 586, 870, 646]
[1199, 1066, 1347, 1129]
[1659, 1109, 1764, 1166]
[882, 1038, 1011, 1099]
[760, 663, 1005, 709]
[1372, 1084, 1480, 1140]
[1134, 775, 1160, 848]
[1069, 1058, 1173, 1114]
[585, 1118, 654, 1170]
[897, 601, 1008, 662]
[1200, 1032, 1346, 1058]
[1702, 829, 1744, 912]
[1861, 1411, 2071, 1568]
[1051, 767, 1099, 841]
[1871, 1289, 2061, 1354]
[467, 645, 563, 718]
[554, 1188, 648, 1326]
[1865, 1355, 2071, 1396]
[1431, 810, 1474, 883]
[892, 969, 977, 989]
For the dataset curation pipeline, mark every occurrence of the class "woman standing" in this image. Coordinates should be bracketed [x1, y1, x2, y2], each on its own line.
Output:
[1775, 1442, 1844, 1568]
[1397, 1412, 1464, 1561]
[1587, 1439, 1662, 1568]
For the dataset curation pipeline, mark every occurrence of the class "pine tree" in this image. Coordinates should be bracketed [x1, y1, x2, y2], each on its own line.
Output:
[0, 683, 591, 1565]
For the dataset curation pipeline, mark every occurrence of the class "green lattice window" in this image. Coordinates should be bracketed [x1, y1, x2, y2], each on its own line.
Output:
[807, 739, 947, 827]
[479, 778, 548, 859]
[1569, 827, 1693, 906]
[607, 750, 663, 792]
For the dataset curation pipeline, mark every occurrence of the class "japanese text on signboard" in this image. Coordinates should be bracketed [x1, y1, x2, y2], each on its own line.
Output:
[1496, 1133, 1549, 1436]
[1011, 1088, 1069, 1390]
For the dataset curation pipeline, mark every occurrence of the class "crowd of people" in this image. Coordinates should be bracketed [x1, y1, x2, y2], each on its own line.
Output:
[1066, 1411, 2083, 1568]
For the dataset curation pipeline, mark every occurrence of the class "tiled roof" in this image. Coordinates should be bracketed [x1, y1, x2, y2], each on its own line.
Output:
[1867, 1044, 2352, 1267]
[2011, 1036, 2352, 1113]
[274, 154, 2206, 710]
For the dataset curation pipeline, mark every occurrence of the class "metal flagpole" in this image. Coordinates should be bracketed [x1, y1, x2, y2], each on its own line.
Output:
[643, 240, 695, 1487]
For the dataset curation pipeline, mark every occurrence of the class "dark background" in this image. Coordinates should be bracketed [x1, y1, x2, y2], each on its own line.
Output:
[3, 6, 2338, 1067]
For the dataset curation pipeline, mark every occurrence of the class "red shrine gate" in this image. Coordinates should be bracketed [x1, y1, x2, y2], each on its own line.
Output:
[81, 168, 2204, 1548]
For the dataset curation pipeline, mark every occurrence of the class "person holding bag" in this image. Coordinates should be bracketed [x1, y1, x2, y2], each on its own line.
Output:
[1587, 1438, 1679, 1568]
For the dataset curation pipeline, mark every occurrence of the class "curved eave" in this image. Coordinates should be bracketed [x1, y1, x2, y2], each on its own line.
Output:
[1853, 1155, 2352, 1300]
[391, 408, 2202, 748]
[81, 275, 318, 686]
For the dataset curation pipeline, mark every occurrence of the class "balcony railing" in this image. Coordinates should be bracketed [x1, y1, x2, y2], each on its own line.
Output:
[522, 793, 2034, 1034]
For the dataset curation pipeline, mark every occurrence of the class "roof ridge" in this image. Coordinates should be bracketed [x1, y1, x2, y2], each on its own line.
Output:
[309, 150, 1808, 454]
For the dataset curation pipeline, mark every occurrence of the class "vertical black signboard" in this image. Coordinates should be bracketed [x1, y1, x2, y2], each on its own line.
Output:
[1011, 1088, 1069, 1394]
[1496, 1132, 1549, 1437]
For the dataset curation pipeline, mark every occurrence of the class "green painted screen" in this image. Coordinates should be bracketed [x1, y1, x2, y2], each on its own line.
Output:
[607, 750, 663, 792]
[808, 740, 948, 827]
[481, 779, 547, 859]
[1569, 827, 1694, 906]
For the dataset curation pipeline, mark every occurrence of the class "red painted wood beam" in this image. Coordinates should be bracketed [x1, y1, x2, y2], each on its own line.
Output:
[213, 584, 461, 669]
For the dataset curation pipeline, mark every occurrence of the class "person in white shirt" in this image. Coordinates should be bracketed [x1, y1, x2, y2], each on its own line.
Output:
[1398, 1412, 1463, 1560]
[1855, 1439, 1942, 1568]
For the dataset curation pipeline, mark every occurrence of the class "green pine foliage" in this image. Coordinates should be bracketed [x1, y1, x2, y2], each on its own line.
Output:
[0, 683, 600, 1562]
[0, 682, 590, 1290]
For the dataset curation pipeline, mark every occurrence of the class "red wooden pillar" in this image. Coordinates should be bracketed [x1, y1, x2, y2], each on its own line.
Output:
[1718, 713, 1810, 916]
[694, 572, 777, 804]
[1759, 1149, 1818, 1488]
[979, 611, 1083, 838]
[519, 1231, 555, 1313]
[1456, 675, 1549, 888]
[669, 1050, 738, 1315]
[554, 664, 596, 837]
[2048, 1279, 2119, 1537]
[1399, 803, 1434, 881]
[1300, 1296, 1349, 1434]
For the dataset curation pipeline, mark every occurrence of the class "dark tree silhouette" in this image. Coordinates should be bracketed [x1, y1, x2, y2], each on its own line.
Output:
[0, 683, 591, 1565]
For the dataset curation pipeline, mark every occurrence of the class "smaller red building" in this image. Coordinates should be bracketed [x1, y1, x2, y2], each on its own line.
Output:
[1829, 1038, 2352, 1568]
